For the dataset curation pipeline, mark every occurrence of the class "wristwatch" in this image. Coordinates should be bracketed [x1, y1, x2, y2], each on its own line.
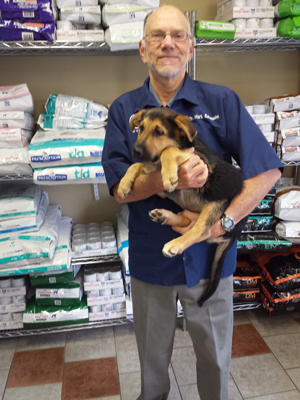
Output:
[220, 214, 236, 232]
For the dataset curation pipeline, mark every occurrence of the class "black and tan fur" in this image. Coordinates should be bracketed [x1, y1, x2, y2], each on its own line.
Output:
[118, 107, 247, 306]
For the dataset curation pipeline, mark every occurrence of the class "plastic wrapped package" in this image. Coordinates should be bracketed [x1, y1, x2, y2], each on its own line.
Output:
[233, 289, 261, 304]
[0, 217, 73, 276]
[258, 251, 300, 291]
[261, 280, 300, 313]
[102, 3, 156, 28]
[275, 0, 300, 18]
[233, 255, 262, 290]
[101, 0, 159, 6]
[0, 0, 58, 21]
[274, 189, 300, 221]
[38, 113, 107, 130]
[29, 128, 105, 168]
[275, 110, 300, 130]
[0, 184, 42, 221]
[0, 129, 33, 149]
[23, 296, 89, 329]
[33, 162, 105, 184]
[105, 20, 143, 51]
[195, 20, 236, 39]
[0, 204, 61, 268]
[56, 0, 98, 7]
[44, 94, 108, 121]
[0, 84, 34, 115]
[0, 20, 55, 42]
[0, 192, 48, 237]
[275, 221, 300, 243]
[59, 6, 101, 25]
[35, 269, 83, 307]
[277, 15, 300, 37]
[0, 112, 35, 131]
[242, 216, 274, 233]
[237, 232, 292, 254]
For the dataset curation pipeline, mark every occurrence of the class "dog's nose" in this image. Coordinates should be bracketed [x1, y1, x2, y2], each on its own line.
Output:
[133, 146, 143, 160]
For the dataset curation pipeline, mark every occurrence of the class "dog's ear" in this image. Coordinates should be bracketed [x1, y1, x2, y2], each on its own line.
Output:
[129, 109, 146, 130]
[174, 115, 197, 142]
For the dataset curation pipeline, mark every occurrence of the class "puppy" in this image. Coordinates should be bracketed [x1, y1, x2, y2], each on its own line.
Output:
[118, 107, 247, 306]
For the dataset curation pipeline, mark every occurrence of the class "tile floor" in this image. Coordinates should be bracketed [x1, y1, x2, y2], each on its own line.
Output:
[0, 308, 300, 400]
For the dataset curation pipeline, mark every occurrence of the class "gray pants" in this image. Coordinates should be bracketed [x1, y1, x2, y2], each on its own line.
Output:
[131, 275, 234, 400]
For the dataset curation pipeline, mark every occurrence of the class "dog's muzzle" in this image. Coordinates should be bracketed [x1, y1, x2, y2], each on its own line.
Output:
[132, 146, 159, 163]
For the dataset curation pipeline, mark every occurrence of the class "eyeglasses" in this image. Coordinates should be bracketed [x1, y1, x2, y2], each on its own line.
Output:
[143, 30, 190, 43]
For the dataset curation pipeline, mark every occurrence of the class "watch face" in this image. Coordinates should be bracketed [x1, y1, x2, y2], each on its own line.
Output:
[222, 215, 235, 231]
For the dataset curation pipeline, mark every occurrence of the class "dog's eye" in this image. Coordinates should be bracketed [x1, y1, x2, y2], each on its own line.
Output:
[139, 125, 144, 133]
[153, 127, 164, 137]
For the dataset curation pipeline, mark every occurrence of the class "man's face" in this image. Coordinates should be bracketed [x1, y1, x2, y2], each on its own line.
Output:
[140, 7, 194, 79]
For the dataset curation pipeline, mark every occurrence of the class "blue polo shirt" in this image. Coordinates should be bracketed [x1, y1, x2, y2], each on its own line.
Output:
[102, 73, 283, 288]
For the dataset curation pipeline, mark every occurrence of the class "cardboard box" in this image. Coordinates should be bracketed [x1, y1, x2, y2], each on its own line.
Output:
[0, 302, 26, 313]
[89, 308, 126, 321]
[87, 293, 125, 306]
[0, 320, 23, 330]
[235, 28, 276, 38]
[251, 113, 275, 124]
[216, 6, 274, 21]
[0, 286, 26, 297]
[84, 278, 123, 291]
[72, 246, 117, 260]
[56, 29, 105, 42]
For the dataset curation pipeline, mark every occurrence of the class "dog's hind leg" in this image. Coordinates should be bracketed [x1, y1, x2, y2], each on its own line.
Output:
[162, 202, 222, 258]
[149, 209, 191, 227]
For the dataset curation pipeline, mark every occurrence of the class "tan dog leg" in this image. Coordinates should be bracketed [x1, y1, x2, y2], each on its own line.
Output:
[117, 163, 144, 199]
[160, 148, 193, 192]
[149, 209, 191, 227]
[162, 202, 222, 258]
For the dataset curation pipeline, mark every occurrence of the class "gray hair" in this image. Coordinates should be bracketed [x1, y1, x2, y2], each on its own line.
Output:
[141, 8, 192, 48]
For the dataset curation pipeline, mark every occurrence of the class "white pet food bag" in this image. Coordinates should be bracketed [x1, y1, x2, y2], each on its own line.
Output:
[0, 111, 35, 130]
[105, 20, 143, 51]
[0, 84, 34, 114]
[44, 94, 108, 121]
[60, 6, 101, 25]
[102, 4, 156, 28]
[275, 221, 300, 243]
[0, 129, 33, 149]
[274, 189, 300, 221]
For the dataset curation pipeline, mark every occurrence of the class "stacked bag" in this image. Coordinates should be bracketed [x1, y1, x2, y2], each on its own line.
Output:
[0, 0, 56, 42]
[267, 93, 300, 162]
[237, 184, 292, 255]
[103, 0, 159, 51]
[29, 93, 108, 184]
[55, 0, 104, 42]
[0, 84, 34, 177]
[274, 0, 300, 37]
[233, 254, 262, 306]
[253, 247, 300, 314]
[24, 263, 89, 329]
[0, 183, 63, 274]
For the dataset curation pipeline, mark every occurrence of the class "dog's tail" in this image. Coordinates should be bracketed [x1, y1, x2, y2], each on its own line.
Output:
[198, 216, 248, 307]
[198, 238, 233, 307]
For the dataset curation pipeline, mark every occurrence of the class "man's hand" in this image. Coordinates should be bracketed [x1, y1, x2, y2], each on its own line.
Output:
[176, 148, 208, 190]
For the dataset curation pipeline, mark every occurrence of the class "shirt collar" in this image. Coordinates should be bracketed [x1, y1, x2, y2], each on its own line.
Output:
[134, 73, 200, 113]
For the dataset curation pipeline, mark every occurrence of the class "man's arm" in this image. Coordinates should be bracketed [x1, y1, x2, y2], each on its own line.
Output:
[112, 152, 209, 203]
[172, 168, 282, 237]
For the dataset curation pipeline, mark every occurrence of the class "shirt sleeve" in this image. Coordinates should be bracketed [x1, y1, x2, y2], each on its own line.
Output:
[223, 89, 284, 180]
[102, 100, 133, 196]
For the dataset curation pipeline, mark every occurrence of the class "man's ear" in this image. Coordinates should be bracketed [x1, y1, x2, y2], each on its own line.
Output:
[174, 115, 197, 142]
[129, 109, 146, 130]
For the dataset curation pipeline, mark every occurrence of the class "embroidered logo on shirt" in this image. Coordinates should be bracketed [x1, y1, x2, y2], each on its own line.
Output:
[189, 114, 220, 121]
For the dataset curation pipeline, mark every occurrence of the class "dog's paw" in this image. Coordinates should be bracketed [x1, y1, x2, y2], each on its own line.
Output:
[117, 183, 132, 199]
[149, 209, 167, 225]
[162, 176, 178, 192]
[162, 243, 179, 258]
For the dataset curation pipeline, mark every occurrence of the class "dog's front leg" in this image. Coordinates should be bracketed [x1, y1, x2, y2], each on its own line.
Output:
[117, 163, 145, 199]
[160, 148, 192, 192]
[149, 209, 191, 227]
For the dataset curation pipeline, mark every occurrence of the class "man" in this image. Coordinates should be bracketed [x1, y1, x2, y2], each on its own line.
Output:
[102, 5, 283, 400]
